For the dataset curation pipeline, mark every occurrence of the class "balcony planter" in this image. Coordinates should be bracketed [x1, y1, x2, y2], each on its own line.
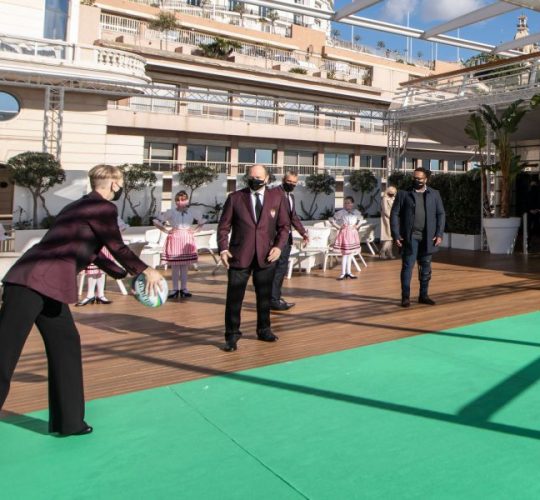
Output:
[450, 233, 482, 251]
[483, 217, 521, 254]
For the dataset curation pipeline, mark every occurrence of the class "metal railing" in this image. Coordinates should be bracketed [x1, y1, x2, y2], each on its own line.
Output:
[110, 91, 388, 134]
[143, 159, 231, 173]
[393, 52, 540, 120]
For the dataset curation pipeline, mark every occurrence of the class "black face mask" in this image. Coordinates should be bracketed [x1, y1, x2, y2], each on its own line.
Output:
[283, 182, 296, 193]
[247, 178, 266, 191]
[112, 186, 123, 201]
[413, 180, 425, 190]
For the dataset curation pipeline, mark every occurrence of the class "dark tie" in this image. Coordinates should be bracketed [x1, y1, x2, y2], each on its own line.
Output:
[255, 192, 262, 222]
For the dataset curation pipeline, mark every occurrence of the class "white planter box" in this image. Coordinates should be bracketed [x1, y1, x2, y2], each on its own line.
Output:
[450, 233, 482, 251]
[439, 232, 451, 248]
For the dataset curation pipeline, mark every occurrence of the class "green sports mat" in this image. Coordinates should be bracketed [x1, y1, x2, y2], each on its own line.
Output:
[2, 311, 540, 499]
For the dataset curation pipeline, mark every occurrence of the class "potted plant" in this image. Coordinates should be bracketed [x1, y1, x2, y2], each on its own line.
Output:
[466, 99, 531, 253]
[7, 151, 66, 229]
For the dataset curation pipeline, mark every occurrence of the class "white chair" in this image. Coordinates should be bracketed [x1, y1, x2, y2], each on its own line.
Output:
[205, 231, 227, 275]
[286, 245, 300, 279]
[295, 227, 332, 274]
[359, 224, 378, 256]
[141, 228, 167, 269]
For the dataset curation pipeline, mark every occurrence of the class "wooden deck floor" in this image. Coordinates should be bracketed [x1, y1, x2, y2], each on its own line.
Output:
[2, 249, 540, 414]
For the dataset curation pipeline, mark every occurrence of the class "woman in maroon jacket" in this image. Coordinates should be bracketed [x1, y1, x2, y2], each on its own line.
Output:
[0, 164, 163, 436]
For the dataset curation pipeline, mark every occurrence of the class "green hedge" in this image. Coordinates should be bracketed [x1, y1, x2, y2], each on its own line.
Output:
[388, 170, 481, 234]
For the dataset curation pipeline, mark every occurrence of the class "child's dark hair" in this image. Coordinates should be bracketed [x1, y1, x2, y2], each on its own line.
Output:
[344, 196, 355, 204]
[175, 190, 188, 201]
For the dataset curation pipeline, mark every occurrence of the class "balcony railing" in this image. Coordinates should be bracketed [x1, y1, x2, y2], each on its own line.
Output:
[144, 160, 231, 173]
[0, 33, 147, 80]
[114, 0, 300, 37]
[393, 51, 540, 120]
[110, 90, 387, 134]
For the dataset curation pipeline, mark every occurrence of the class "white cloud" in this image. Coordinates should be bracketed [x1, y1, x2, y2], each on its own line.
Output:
[380, 0, 487, 24]
[419, 0, 486, 22]
[381, 0, 418, 24]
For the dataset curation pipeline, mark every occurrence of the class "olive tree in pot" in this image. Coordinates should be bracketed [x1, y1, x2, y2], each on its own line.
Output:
[467, 99, 531, 254]
[7, 151, 66, 229]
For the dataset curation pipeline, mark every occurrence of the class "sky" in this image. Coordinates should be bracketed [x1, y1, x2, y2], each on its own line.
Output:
[332, 0, 540, 62]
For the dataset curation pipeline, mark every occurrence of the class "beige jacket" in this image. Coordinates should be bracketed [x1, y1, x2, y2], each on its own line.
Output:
[380, 194, 396, 241]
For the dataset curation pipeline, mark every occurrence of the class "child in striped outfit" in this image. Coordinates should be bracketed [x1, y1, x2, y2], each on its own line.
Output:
[330, 196, 365, 280]
[153, 190, 205, 299]
[76, 217, 128, 306]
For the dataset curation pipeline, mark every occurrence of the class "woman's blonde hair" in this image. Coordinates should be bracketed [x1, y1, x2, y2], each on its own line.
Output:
[88, 164, 123, 190]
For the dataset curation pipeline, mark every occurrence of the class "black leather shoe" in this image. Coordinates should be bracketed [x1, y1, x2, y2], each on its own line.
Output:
[168, 290, 179, 299]
[419, 296, 436, 305]
[401, 297, 410, 308]
[180, 290, 192, 298]
[76, 297, 95, 307]
[96, 296, 112, 304]
[223, 341, 237, 352]
[257, 332, 279, 342]
[337, 274, 346, 280]
[346, 274, 358, 280]
[60, 425, 93, 436]
[271, 301, 294, 311]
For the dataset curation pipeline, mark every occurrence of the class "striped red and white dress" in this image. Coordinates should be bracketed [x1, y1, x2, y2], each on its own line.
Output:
[332, 209, 364, 255]
[85, 247, 114, 276]
[158, 208, 200, 265]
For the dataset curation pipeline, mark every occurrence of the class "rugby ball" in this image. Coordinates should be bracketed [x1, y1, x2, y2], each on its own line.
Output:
[131, 274, 168, 307]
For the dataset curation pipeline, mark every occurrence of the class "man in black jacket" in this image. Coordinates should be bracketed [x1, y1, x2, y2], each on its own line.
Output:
[271, 171, 309, 311]
[390, 167, 445, 307]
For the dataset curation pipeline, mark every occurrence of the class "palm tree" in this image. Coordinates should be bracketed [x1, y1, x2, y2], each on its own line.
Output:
[232, 3, 246, 26]
[198, 37, 242, 59]
[266, 9, 279, 34]
[148, 11, 179, 50]
[464, 113, 491, 216]
[476, 100, 529, 218]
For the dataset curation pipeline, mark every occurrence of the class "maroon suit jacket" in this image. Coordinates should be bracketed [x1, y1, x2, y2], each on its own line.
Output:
[275, 185, 307, 239]
[217, 187, 290, 268]
[4, 191, 148, 304]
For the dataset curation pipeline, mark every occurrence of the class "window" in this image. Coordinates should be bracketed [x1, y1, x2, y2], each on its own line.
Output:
[186, 0, 201, 6]
[285, 151, 317, 166]
[239, 148, 275, 165]
[360, 155, 385, 169]
[448, 160, 466, 172]
[44, 0, 69, 40]
[428, 159, 441, 171]
[144, 142, 176, 171]
[325, 153, 351, 168]
[187, 145, 229, 163]
[0, 92, 20, 121]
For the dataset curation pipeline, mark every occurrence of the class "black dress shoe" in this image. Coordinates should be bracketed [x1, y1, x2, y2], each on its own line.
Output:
[168, 290, 179, 299]
[59, 425, 93, 436]
[419, 296, 436, 305]
[223, 341, 237, 352]
[257, 332, 279, 342]
[271, 302, 294, 311]
[96, 296, 112, 304]
[280, 300, 295, 308]
[401, 297, 411, 308]
[346, 274, 358, 280]
[75, 297, 95, 307]
[337, 274, 346, 280]
[180, 290, 192, 298]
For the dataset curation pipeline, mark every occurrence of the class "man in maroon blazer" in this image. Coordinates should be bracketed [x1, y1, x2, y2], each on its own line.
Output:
[0, 164, 163, 436]
[218, 164, 290, 352]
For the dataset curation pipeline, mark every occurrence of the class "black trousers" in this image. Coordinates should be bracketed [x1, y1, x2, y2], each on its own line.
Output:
[271, 242, 292, 304]
[225, 260, 276, 340]
[0, 284, 85, 434]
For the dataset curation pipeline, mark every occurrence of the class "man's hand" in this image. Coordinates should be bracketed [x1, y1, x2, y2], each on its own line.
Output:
[220, 250, 233, 269]
[143, 267, 164, 296]
[395, 238, 403, 248]
[433, 236, 443, 247]
[302, 234, 310, 246]
[267, 246, 282, 262]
